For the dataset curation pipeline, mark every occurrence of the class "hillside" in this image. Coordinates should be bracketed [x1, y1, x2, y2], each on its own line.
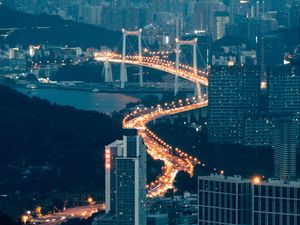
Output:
[0, 5, 71, 28]
[0, 85, 122, 216]
[0, 5, 121, 48]
[0, 85, 163, 218]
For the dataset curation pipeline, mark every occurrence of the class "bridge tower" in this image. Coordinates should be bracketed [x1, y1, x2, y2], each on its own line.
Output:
[175, 38, 201, 101]
[103, 60, 113, 82]
[121, 29, 143, 88]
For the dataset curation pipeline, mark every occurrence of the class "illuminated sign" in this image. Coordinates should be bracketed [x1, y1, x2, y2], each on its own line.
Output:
[105, 149, 111, 169]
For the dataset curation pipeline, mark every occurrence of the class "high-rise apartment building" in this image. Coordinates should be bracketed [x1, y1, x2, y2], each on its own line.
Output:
[214, 11, 230, 40]
[93, 129, 147, 225]
[274, 117, 298, 181]
[268, 65, 300, 114]
[208, 66, 261, 144]
[193, 0, 225, 33]
[243, 112, 276, 146]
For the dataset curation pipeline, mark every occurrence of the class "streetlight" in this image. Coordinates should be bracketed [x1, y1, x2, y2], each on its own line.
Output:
[21, 215, 29, 224]
[87, 197, 94, 205]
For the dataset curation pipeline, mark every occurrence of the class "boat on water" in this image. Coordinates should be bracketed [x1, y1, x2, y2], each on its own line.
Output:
[91, 88, 101, 93]
[26, 84, 38, 89]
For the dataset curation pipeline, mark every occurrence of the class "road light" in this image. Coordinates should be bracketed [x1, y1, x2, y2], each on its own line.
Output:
[87, 197, 94, 205]
[21, 215, 29, 224]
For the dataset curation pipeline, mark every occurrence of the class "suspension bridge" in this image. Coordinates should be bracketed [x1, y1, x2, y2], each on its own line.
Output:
[95, 29, 212, 198]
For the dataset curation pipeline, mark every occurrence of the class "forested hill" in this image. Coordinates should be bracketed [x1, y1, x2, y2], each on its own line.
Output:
[0, 85, 122, 215]
[0, 5, 121, 48]
[0, 5, 71, 28]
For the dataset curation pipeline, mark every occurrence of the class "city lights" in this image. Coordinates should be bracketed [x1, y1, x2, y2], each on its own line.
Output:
[252, 176, 262, 184]
[87, 197, 94, 204]
[21, 215, 29, 224]
[122, 96, 208, 197]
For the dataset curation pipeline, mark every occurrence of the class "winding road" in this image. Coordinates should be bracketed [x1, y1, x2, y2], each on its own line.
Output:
[95, 52, 209, 197]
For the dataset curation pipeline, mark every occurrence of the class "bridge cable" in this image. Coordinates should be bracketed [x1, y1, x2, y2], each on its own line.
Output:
[197, 45, 207, 71]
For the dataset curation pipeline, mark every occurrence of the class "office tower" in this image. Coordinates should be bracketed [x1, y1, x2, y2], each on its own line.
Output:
[214, 11, 229, 40]
[198, 174, 252, 225]
[208, 66, 260, 144]
[252, 178, 300, 225]
[93, 129, 147, 225]
[274, 117, 298, 181]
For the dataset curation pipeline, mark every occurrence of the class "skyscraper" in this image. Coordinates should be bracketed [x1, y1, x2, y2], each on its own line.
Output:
[93, 129, 147, 225]
[214, 11, 230, 40]
[274, 117, 298, 181]
[208, 66, 261, 144]
[193, 0, 225, 33]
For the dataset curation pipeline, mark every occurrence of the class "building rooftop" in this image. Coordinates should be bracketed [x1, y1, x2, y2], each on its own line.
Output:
[198, 173, 250, 182]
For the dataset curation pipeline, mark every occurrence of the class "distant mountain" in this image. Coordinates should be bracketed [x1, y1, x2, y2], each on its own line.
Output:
[0, 5, 70, 28]
[0, 5, 121, 48]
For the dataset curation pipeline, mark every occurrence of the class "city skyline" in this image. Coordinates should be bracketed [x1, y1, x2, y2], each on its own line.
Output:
[0, 1, 299, 225]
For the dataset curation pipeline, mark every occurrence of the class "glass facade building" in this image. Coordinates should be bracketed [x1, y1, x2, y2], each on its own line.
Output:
[94, 129, 147, 225]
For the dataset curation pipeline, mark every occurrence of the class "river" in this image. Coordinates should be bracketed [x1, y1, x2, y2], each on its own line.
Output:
[16, 88, 140, 114]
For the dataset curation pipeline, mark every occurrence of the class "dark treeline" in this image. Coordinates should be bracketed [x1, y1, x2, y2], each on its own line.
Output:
[149, 121, 279, 193]
[0, 84, 122, 216]
[0, 85, 163, 217]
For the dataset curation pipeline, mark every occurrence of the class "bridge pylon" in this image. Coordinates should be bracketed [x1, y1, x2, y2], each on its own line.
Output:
[121, 29, 143, 88]
[104, 60, 113, 83]
[175, 38, 201, 101]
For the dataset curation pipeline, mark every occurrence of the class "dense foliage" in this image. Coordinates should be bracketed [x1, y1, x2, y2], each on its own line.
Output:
[0, 85, 164, 218]
[148, 120, 284, 193]
[0, 85, 122, 216]
[0, 211, 21, 225]
[52, 63, 104, 83]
